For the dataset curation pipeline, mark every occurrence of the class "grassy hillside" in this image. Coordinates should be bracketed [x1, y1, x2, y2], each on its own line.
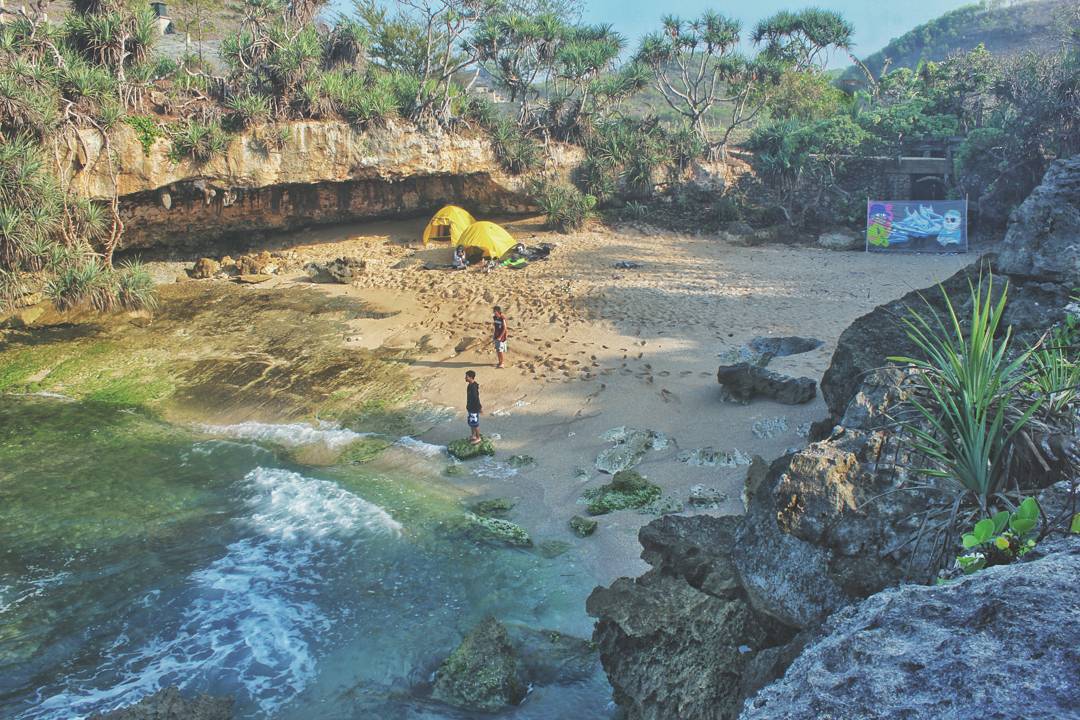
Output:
[845, 0, 1074, 80]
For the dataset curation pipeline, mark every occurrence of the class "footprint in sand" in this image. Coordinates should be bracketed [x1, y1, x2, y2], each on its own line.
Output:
[660, 388, 679, 403]
[658, 370, 670, 377]
[679, 370, 693, 377]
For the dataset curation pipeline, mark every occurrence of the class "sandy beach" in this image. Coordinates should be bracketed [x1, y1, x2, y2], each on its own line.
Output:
[239, 215, 975, 584]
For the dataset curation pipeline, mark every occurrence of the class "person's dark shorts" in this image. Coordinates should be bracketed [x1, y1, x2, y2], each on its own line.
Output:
[467, 412, 480, 428]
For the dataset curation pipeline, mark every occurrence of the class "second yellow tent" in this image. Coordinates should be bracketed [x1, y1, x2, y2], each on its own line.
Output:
[457, 221, 517, 259]
[422, 205, 476, 245]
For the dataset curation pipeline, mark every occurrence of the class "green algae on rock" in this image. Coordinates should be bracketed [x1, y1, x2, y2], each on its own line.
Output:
[570, 515, 599, 537]
[431, 616, 527, 713]
[507, 454, 535, 468]
[583, 470, 662, 515]
[448, 437, 496, 460]
[464, 513, 533, 547]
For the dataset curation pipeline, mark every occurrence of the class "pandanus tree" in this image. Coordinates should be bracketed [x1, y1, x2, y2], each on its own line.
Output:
[473, 11, 563, 122]
[637, 8, 855, 155]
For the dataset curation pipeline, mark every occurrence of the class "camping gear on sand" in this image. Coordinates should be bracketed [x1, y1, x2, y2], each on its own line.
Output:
[457, 221, 517, 260]
[422, 205, 476, 245]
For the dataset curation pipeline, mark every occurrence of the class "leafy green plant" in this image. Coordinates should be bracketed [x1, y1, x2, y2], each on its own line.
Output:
[890, 275, 1040, 508]
[124, 115, 163, 156]
[225, 93, 272, 129]
[953, 497, 1040, 575]
[530, 179, 596, 232]
[623, 201, 648, 220]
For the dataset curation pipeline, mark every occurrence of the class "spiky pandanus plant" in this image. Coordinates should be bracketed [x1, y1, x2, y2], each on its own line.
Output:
[891, 275, 1041, 514]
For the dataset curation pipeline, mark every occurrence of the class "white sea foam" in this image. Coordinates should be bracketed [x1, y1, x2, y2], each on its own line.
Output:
[393, 436, 446, 458]
[471, 459, 519, 481]
[24, 467, 400, 719]
[196, 421, 372, 450]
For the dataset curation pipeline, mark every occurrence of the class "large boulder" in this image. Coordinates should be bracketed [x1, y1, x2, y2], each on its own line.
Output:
[431, 616, 527, 712]
[820, 262, 1070, 420]
[732, 455, 850, 629]
[588, 514, 797, 720]
[717, 363, 817, 405]
[998, 155, 1080, 282]
[741, 536, 1080, 720]
[89, 687, 232, 720]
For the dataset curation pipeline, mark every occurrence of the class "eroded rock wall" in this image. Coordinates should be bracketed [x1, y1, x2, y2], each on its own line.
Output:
[61, 120, 580, 249]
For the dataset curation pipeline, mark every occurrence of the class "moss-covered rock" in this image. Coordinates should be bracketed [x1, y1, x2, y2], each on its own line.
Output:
[448, 437, 496, 460]
[432, 616, 527, 712]
[469, 497, 516, 517]
[507, 454, 535, 468]
[570, 515, 599, 537]
[465, 513, 532, 547]
[583, 470, 661, 515]
[444, 463, 466, 477]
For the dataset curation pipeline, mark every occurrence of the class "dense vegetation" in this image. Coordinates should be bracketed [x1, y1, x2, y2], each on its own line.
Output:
[0, 0, 1077, 308]
[844, 0, 1072, 81]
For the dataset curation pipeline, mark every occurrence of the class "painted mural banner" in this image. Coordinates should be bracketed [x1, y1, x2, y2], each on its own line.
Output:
[866, 199, 968, 253]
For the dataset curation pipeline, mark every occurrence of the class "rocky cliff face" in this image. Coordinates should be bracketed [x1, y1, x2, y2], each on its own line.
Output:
[61, 121, 581, 249]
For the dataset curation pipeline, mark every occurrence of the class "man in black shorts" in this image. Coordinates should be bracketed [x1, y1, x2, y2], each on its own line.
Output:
[493, 306, 508, 368]
[465, 370, 482, 444]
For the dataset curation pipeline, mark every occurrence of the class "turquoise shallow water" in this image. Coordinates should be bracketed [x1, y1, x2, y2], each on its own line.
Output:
[0, 397, 612, 719]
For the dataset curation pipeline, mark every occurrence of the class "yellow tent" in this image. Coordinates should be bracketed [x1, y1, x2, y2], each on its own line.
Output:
[457, 221, 517, 259]
[422, 205, 476, 245]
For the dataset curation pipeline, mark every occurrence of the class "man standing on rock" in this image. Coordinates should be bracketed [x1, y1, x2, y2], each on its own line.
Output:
[493, 305, 508, 368]
[466, 370, 483, 444]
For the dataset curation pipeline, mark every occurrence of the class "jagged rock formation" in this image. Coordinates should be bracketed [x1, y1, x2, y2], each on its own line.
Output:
[587, 515, 797, 720]
[741, 537, 1080, 720]
[60, 121, 581, 249]
[998, 155, 1080, 282]
[431, 616, 527, 712]
[89, 687, 233, 720]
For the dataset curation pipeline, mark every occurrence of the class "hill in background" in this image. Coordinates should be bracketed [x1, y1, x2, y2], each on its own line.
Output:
[845, 0, 1074, 80]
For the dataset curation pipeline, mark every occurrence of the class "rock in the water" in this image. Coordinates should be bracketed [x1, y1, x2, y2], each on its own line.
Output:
[817, 230, 861, 251]
[595, 428, 664, 474]
[569, 514, 598, 537]
[190, 257, 220, 279]
[89, 687, 233, 720]
[717, 363, 816, 405]
[432, 617, 527, 712]
[998, 156, 1080, 283]
[583, 470, 661, 515]
[465, 513, 532, 547]
[740, 537, 1080, 720]
[448, 437, 495, 460]
[507, 454, 535, 468]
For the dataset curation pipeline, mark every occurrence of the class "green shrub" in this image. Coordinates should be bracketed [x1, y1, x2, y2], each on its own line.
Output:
[124, 115, 163, 155]
[530, 179, 596, 232]
[713, 195, 742, 223]
[115, 259, 157, 310]
[890, 275, 1039, 507]
[168, 120, 229, 163]
[226, 93, 273, 129]
[489, 118, 541, 174]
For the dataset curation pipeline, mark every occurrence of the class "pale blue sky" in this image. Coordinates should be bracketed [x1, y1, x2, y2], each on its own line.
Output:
[580, 0, 978, 65]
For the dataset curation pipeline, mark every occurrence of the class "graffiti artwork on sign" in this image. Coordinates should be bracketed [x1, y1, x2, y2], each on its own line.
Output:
[866, 199, 968, 253]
